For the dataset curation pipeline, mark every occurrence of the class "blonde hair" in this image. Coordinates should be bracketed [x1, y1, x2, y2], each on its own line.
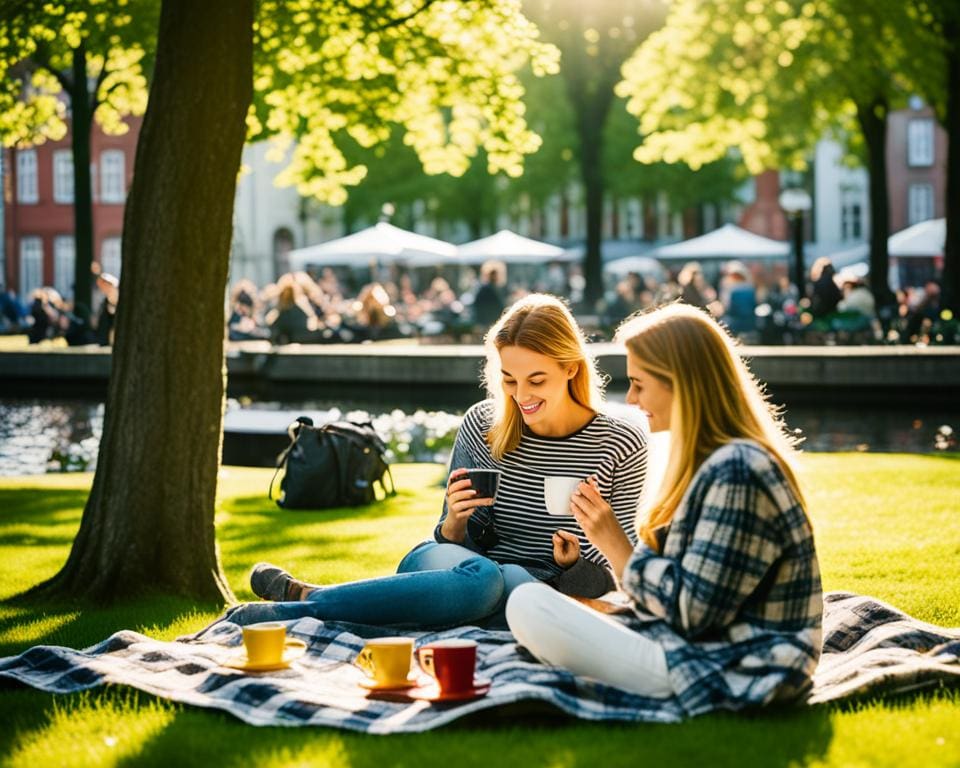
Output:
[615, 303, 805, 550]
[483, 294, 603, 460]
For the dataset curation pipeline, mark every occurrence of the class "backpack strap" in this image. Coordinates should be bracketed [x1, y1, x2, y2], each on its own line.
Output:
[382, 465, 397, 497]
[268, 465, 283, 502]
[269, 416, 313, 503]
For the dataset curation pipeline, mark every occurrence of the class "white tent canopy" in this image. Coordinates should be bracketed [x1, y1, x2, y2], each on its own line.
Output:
[455, 229, 572, 264]
[889, 217, 945, 257]
[287, 222, 457, 269]
[604, 255, 667, 279]
[651, 223, 789, 260]
[817, 218, 945, 266]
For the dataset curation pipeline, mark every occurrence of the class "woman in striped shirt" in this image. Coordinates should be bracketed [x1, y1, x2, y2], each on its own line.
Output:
[246, 294, 648, 629]
[507, 303, 822, 713]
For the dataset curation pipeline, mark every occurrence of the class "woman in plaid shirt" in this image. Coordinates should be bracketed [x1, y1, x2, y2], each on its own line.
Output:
[507, 303, 823, 715]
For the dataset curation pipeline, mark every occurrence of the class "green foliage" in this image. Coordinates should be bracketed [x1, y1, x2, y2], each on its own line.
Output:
[0, 0, 157, 147]
[616, 0, 942, 172]
[1, 1, 559, 207]
[333, 69, 579, 234]
[1, 455, 959, 766]
[603, 94, 744, 211]
[248, 0, 560, 205]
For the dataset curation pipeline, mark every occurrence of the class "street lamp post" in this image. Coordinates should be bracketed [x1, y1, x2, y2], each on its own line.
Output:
[778, 188, 812, 296]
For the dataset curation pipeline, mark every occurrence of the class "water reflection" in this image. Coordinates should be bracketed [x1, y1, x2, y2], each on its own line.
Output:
[0, 401, 103, 475]
[0, 396, 956, 477]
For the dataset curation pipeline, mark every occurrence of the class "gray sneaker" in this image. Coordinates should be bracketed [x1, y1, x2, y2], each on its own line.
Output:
[250, 562, 296, 602]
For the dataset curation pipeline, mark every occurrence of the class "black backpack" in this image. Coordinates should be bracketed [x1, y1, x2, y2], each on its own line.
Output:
[270, 417, 396, 509]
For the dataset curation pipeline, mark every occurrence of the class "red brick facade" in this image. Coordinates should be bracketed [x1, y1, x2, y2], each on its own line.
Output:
[3, 116, 140, 300]
[886, 105, 948, 233]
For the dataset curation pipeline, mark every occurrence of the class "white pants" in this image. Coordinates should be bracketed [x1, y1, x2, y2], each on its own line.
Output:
[506, 583, 673, 699]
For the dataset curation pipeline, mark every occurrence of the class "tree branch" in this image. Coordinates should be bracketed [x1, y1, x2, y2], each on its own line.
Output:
[352, 0, 440, 32]
[90, 62, 110, 114]
[31, 42, 73, 93]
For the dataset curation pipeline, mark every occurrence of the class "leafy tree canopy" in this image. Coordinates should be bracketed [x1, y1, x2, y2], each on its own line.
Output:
[0, 0, 155, 146]
[615, 0, 941, 173]
[248, 0, 560, 205]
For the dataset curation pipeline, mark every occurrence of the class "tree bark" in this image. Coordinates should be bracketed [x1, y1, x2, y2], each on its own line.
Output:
[566, 76, 616, 308]
[856, 97, 896, 309]
[69, 42, 94, 314]
[29, 0, 253, 603]
[941, 19, 960, 312]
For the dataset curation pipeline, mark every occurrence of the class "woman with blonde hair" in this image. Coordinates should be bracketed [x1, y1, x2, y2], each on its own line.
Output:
[507, 302, 822, 712]
[245, 294, 648, 628]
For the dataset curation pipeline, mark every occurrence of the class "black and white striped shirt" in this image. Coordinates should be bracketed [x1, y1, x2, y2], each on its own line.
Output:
[436, 399, 648, 579]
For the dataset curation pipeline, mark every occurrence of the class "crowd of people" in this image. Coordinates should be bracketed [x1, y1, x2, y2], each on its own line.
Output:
[1, 265, 118, 346]
[2, 255, 954, 347]
[600, 258, 956, 346]
[227, 260, 516, 345]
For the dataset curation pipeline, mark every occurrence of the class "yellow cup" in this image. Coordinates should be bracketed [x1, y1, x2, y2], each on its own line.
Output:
[354, 637, 414, 686]
[241, 622, 306, 665]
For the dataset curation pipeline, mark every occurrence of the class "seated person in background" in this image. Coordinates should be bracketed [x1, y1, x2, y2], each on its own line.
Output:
[719, 261, 757, 335]
[27, 289, 56, 344]
[93, 268, 119, 346]
[348, 282, 405, 341]
[227, 279, 269, 341]
[809, 257, 843, 317]
[267, 279, 320, 345]
[472, 260, 507, 331]
[836, 275, 876, 319]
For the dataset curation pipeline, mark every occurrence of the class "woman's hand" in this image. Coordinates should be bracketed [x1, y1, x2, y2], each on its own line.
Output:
[570, 476, 633, 576]
[440, 468, 495, 542]
[552, 529, 580, 568]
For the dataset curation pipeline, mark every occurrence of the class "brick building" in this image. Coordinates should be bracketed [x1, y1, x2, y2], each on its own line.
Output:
[2, 116, 140, 301]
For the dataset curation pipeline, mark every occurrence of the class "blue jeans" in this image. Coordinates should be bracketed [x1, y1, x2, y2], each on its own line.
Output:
[225, 543, 538, 629]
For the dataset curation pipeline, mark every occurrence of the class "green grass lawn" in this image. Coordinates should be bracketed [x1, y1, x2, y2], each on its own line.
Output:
[1, 456, 959, 768]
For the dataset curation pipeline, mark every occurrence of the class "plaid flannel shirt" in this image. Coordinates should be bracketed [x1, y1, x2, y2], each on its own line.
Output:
[620, 439, 823, 716]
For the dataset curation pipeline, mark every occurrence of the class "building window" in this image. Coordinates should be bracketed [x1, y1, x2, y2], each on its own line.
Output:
[907, 119, 935, 167]
[101, 237, 122, 277]
[100, 150, 126, 203]
[841, 203, 862, 240]
[53, 150, 74, 204]
[54, 236, 76, 300]
[907, 184, 935, 226]
[16, 149, 39, 203]
[19, 237, 44, 298]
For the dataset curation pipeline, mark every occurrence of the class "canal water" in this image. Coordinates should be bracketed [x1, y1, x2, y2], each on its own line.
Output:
[1, 395, 956, 477]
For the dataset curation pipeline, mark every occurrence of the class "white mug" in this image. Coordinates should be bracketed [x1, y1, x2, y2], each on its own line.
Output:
[543, 476, 582, 516]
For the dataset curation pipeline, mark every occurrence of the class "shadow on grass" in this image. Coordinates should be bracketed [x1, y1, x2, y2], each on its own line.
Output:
[217, 494, 421, 556]
[0, 593, 223, 658]
[0, 684, 840, 768]
[0, 488, 86, 548]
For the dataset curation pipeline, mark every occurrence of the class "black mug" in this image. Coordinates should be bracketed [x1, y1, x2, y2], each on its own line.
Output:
[464, 468, 501, 500]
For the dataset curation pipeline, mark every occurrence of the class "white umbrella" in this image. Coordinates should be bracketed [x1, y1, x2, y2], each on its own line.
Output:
[287, 222, 457, 269]
[455, 229, 572, 265]
[889, 218, 944, 257]
[604, 255, 667, 279]
[651, 223, 789, 260]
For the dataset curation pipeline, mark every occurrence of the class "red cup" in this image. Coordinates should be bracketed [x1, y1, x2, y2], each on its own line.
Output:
[416, 639, 477, 693]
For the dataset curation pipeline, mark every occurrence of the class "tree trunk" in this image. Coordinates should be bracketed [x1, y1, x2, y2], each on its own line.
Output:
[856, 97, 896, 308]
[30, 0, 253, 603]
[941, 20, 960, 312]
[566, 78, 615, 308]
[579, 124, 605, 306]
[69, 42, 94, 314]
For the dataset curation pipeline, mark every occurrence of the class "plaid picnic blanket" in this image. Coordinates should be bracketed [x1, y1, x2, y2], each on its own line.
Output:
[1, 591, 957, 732]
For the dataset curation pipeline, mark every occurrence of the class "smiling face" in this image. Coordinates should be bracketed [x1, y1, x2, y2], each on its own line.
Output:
[499, 345, 578, 431]
[625, 353, 674, 432]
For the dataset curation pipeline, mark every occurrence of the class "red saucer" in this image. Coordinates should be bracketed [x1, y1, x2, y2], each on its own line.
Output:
[407, 678, 492, 702]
